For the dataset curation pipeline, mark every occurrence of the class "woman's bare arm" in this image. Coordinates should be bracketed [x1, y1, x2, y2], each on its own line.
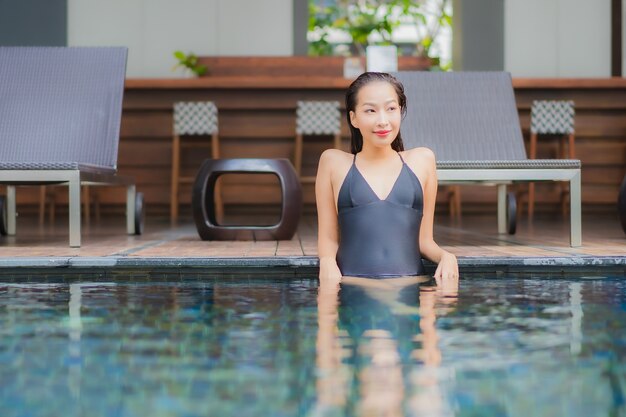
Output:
[316, 150, 343, 282]
[407, 148, 458, 281]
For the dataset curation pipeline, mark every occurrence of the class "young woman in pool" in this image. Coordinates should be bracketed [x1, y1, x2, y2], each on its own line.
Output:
[315, 71, 458, 284]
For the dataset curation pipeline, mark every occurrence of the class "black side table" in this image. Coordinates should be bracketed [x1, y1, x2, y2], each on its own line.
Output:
[192, 158, 303, 240]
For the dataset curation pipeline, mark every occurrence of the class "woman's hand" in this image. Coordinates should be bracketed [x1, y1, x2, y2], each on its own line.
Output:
[434, 251, 458, 291]
[319, 257, 342, 286]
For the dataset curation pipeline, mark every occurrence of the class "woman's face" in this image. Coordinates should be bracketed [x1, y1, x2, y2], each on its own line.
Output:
[349, 81, 402, 150]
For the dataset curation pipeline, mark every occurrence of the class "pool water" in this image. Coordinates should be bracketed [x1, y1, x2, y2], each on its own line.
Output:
[1, 275, 626, 417]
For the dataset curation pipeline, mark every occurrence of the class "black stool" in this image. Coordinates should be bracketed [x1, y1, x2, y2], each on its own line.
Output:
[192, 158, 302, 240]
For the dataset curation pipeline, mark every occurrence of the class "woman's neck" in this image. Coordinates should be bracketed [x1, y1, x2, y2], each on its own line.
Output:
[358, 144, 397, 161]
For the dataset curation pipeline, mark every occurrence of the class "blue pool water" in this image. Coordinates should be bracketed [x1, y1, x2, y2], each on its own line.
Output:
[1, 274, 626, 417]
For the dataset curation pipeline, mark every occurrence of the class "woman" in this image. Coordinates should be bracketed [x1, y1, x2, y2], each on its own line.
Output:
[315, 72, 458, 284]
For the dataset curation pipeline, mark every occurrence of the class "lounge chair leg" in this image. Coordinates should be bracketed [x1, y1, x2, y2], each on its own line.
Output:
[497, 184, 507, 234]
[7, 186, 16, 236]
[570, 171, 582, 247]
[68, 175, 81, 247]
[127, 185, 136, 235]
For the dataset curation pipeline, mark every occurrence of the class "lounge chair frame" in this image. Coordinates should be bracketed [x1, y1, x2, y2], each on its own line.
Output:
[0, 47, 142, 247]
[0, 169, 139, 247]
[437, 163, 581, 246]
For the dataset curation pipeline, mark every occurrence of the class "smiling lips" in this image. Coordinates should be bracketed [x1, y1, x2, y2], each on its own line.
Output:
[374, 130, 392, 137]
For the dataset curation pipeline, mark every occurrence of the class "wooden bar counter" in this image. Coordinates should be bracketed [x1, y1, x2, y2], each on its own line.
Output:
[110, 74, 626, 216]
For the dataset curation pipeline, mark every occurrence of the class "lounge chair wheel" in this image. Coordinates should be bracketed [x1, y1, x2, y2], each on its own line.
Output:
[134, 192, 144, 235]
[0, 196, 6, 236]
[619, 175, 626, 234]
[506, 192, 517, 235]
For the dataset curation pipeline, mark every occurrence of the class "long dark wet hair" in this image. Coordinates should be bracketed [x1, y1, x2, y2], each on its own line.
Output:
[345, 72, 407, 154]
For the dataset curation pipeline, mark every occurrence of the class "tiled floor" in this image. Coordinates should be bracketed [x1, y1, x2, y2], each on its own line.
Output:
[0, 212, 624, 260]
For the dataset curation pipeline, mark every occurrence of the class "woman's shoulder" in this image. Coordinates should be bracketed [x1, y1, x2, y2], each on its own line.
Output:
[401, 147, 436, 167]
[319, 149, 353, 168]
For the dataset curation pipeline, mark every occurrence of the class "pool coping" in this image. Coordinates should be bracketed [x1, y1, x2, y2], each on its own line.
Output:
[0, 255, 625, 275]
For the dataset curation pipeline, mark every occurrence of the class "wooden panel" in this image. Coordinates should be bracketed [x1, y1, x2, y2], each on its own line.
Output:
[126, 76, 353, 90]
[124, 89, 345, 111]
[220, 111, 296, 137]
[515, 91, 626, 110]
[575, 141, 626, 165]
[513, 78, 626, 89]
[566, 113, 626, 136]
[120, 107, 349, 140]
[196, 56, 432, 77]
[582, 167, 626, 185]
[118, 141, 172, 167]
[581, 184, 623, 204]
[120, 111, 172, 138]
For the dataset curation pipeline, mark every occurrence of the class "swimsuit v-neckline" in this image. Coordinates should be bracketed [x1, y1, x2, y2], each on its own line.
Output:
[352, 152, 405, 202]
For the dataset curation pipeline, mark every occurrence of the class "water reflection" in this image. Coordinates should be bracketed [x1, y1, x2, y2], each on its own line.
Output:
[569, 282, 582, 356]
[68, 283, 83, 401]
[315, 276, 459, 416]
[4, 276, 626, 417]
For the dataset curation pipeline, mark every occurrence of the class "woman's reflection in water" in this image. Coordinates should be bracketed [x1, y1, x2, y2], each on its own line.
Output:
[315, 276, 458, 417]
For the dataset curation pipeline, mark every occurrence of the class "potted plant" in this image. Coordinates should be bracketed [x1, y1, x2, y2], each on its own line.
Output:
[172, 51, 208, 77]
[309, 0, 396, 56]
[394, 0, 451, 69]
[308, 0, 451, 70]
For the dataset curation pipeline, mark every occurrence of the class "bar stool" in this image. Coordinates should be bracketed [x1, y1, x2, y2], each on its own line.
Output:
[528, 100, 576, 218]
[294, 101, 342, 183]
[171, 101, 222, 223]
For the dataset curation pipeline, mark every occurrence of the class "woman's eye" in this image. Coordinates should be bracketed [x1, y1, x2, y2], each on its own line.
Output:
[388, 107, 397, 112]
[364, 109, 375, 113]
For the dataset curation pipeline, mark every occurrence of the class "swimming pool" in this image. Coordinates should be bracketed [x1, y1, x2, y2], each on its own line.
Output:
[1, 274, 625, 417]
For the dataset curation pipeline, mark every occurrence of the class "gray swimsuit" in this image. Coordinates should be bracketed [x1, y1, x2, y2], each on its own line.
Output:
[336, 152, 425, 278]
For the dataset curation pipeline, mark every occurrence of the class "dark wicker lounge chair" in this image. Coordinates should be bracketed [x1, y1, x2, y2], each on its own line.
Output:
[395, 71, 582, 246]
[0, 47, 143, 247]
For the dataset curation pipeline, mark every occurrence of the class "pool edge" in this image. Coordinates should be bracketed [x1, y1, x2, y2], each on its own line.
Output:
[0, 255, 624, 276]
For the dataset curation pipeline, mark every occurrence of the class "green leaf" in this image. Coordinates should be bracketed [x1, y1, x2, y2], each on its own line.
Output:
[414, 12, 427, 25]
[193, 64, 208, 76]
